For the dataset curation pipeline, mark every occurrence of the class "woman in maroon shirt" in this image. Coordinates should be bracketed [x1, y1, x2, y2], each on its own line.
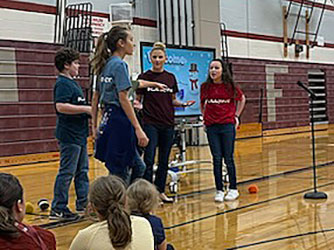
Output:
[136, 42, 193, 202]
[0, 173, 56, 250]
[200, 59, 246, 202]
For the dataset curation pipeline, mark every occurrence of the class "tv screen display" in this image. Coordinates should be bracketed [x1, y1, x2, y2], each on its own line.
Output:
[140, 42, 215, 117]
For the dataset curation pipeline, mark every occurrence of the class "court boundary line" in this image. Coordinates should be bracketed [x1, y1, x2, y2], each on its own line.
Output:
[0, 127, 328, 168]
[41, 217, 87, 229]
[225, 228, 334, 249]
[0, 153, 94, 169]
[164, 180, 334, 230]
[0, 159, 59, 169]
[38, 161, 334, 229]
[175, 160, 334, 199]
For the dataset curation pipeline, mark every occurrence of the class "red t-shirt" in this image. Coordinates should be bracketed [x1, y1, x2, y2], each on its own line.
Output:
[137, 70, 179, 127]
[0, 224, 56, 250]
[200, 82, 243, 126]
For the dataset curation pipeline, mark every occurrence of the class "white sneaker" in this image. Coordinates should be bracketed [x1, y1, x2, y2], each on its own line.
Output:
[215, 190, 225, 202]
[225, 189, 239, 201]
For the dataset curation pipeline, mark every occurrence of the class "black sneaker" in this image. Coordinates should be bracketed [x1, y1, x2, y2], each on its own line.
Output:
[49, 209, 80, 221]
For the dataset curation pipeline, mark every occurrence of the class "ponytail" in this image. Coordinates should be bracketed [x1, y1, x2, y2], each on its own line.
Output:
[91, 33, 110, 75]
[91, 26, 130, 75]
[89, 175, 132, 249]
[0, 173, 23, 238]
[106, 202, 132, 248]
[0, 206, 19, 238]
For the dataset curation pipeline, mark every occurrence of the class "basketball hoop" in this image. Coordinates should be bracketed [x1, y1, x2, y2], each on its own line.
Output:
[109, 3, 133, 27]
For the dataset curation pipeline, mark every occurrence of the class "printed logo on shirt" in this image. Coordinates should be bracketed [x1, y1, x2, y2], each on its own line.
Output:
[77, 97, 86, 102]
[147, 87, 173, 93]
[207, 99, 231, 104]
[101, 76, 113, 83]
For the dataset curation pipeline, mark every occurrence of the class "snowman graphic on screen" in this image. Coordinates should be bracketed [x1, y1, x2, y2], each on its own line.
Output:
[189, 63, 199, 92]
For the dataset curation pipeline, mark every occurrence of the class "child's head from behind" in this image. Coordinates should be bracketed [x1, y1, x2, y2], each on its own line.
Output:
[0, 173, 25, 238]
[55, 47, 80, 77]
[127, 179, 160, 214]
[89, 175, 132, 249]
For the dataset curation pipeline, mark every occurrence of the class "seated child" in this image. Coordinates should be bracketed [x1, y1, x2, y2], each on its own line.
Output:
[0, 173, 56, 250]
[70, 175, 154, 250]
[127, 179, 174, 250]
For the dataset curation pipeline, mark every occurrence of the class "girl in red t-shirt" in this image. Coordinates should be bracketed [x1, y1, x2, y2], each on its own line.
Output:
[200, 59, 246, 202]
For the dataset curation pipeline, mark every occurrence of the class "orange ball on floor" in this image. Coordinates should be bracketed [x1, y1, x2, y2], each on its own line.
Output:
[248, 184, 259, 194]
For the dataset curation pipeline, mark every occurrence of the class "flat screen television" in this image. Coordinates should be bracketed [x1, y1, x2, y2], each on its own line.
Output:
[140, 42, 216, 117]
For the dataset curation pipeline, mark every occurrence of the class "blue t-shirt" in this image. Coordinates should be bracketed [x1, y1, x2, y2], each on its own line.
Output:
[147, 214, 165, 249]
[97, 56, 132, 107]
[54, 75, 89, 145]
[134, 214, 165, 249]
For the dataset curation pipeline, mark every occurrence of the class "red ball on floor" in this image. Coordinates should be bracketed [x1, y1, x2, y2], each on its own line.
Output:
[248, 184, 259, 194]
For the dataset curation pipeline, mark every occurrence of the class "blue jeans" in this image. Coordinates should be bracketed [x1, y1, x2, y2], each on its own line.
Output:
[143, 124, 175, 193]
[206, 124, 237, 191]
[51, 142, 89, 212]
[129, 148, 146, 184]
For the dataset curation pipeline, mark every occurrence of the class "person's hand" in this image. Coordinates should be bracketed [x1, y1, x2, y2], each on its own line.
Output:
[85, 106, 92, 116]
[182, 100, 196, 107]
[235, 116, 240, 130]
[185, 100, 196, 106]
[136, 128, 149, 147]
[155, 82, 168, 90]
[92, 125, 97, 140]
[133, 100, 143, 110]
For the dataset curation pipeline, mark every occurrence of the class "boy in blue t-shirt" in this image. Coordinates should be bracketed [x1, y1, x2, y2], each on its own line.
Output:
[50, 48, 91, 221]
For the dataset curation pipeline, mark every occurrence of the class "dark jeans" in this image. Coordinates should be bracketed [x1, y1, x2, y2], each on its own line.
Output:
[51, 142, 89, 212]
[143, 124, 175, 193]
[129, 148, 146, 184]
[109, 148, 146, 185]
[206, 124, 237, 191]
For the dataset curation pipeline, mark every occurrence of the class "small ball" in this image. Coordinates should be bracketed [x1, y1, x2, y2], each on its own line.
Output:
[25, 202, 34, 214]
[248, 184, 259, 194]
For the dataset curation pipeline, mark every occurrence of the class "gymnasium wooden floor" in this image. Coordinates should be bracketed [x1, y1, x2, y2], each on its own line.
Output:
[2, 127, 334, 249]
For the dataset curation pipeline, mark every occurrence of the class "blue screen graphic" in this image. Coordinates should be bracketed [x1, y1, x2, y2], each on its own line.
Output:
[141, 44, 215, 116]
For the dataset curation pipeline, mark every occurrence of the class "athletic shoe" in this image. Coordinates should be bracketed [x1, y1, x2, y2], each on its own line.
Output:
[159, 193, 174, 203]
[224, 189, 239, 201]
[49, 208, 80, 221]
[76, 208, 86, 216]
[214, 190, 225, 202]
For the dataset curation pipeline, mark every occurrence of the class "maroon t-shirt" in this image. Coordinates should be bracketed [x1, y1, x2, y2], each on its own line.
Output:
[137, 70, 179, 126]
[0, 224, 56, 250]
[200, 82, 243, 126]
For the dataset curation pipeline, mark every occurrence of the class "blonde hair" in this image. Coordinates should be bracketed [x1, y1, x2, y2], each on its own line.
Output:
[89, 175, 132, 249]
[127, 179, 160, 214]
[150, 41, 166, 55]
[90, 26, 130, 75]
